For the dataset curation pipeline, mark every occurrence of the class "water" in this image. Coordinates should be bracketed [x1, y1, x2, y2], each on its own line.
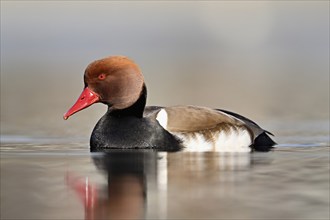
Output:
[1, 121, 329, 220]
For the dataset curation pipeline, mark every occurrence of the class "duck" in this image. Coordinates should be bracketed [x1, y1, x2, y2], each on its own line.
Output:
[63, 56, 276, 152]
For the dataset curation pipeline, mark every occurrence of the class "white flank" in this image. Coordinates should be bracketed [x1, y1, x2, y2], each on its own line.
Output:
[215, 129, 251, 152]
[173, 127, 252, 152]
[156, 109, 168, 129]
[173, 132, 213, 152]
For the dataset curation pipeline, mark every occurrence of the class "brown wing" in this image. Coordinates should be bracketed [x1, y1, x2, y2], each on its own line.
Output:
[160, 105, 244, 132]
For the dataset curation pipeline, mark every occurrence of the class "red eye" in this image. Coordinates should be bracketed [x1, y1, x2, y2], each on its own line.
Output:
[98, 74, 106, 80]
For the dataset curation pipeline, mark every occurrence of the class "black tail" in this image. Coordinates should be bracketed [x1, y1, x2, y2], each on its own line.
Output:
[252, 132, 276, 152]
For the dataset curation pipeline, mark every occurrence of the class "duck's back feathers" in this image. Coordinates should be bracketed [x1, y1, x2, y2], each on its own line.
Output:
[148, 106, 243, 131]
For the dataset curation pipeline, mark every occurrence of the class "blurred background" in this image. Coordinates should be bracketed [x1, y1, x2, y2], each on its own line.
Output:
[1, 1, 329, 138]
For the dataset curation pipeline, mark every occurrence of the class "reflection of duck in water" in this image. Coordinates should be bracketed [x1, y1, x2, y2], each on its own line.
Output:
[66, 151, 156, 220]
[64, 56, 276, 152]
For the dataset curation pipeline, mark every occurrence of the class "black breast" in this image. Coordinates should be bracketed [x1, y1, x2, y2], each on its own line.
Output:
[90, 112, 182, 151]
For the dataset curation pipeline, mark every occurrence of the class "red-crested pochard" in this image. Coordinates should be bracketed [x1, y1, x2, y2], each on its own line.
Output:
[64, 56, 276, 152]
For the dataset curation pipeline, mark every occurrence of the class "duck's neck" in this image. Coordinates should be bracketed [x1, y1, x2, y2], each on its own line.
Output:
[108, 84, 147, 118]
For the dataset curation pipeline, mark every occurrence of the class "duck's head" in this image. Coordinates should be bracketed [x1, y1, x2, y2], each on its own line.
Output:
[63, 56, 144, 120]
